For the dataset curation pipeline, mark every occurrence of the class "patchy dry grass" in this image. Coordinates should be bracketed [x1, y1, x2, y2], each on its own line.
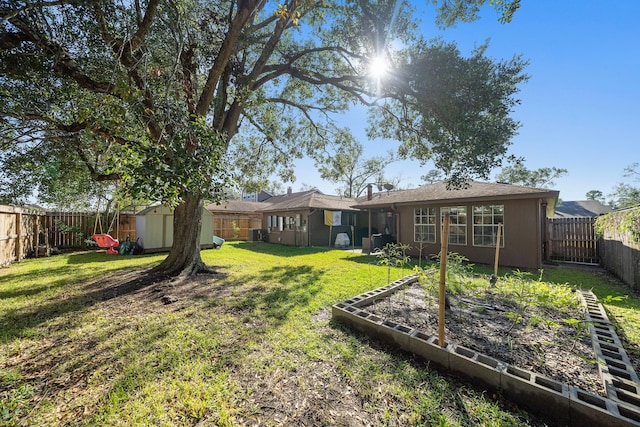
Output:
[1, 243, 636, 426]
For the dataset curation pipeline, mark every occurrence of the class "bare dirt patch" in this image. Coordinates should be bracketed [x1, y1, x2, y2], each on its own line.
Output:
[363, 282, 605, 395]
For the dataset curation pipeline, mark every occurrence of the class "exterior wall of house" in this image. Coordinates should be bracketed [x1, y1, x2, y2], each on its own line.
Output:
[307, 210, 356, 247]
[264, 210, 359, 248]
[263, 210, 310, 247]
[390, 198, 546, 270]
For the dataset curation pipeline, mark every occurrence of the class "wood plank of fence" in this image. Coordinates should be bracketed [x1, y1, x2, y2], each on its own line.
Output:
[0, 205, 43, 267]
[598, 208, 640, 290]
[213, 215, 263, 241]
[2, 208, 264, 267]
[0, 208, 18, 267]
[46, 211, 91, 248]
[547, 217, 598, 264]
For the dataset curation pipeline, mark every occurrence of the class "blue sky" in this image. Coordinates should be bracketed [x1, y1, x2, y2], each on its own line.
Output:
[289, 1, 639, 201]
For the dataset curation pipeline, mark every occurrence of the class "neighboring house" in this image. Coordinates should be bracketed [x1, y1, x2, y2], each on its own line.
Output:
[352, 181, 559, 270]
[206, 200, 264, 241]
[553, 200, 612, 218]
[241, 190, 273, 202]
[260, 188, 363, 247]
[136, 205, 215, 253]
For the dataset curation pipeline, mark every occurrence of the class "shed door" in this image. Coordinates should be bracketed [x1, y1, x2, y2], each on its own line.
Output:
[163, 215, 174, 248]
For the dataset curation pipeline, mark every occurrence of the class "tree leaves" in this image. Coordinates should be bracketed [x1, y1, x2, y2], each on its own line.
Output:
[370, 40, 528, 188]
[2, 0, 527, 206]
[495, 163, 568, 188]
[118, 116, 232, 208]
[311, 129, 396, 198]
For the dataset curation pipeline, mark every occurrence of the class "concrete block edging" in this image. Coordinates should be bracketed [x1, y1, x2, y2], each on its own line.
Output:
[331, 275, 640, 427]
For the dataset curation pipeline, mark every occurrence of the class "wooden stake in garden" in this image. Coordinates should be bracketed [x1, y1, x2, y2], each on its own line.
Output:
[439, 213, 450, 348]
[494, 223, 503, 276]
[351, 225, 355, 251]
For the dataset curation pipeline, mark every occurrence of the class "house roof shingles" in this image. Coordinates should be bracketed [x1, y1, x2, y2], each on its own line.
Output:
[206, 200, 266, 213]
[259, 190, 358, 213]
[208, 181, 559, 214]
[554, 200, 612, 218]
[352, 181, 559, 208]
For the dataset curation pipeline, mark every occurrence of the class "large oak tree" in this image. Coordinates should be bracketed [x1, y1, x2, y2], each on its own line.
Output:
[1, 0, 525, 276]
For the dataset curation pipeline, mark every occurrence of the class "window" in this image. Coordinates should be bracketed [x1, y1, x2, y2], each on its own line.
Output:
[441, 206, 467, 245]
[267, 216, 279, 232]
[473, 205, 504, 247]
[285, 216, 295, 230]
[414, 207, 436, 243]
[343, 212, 357, 226]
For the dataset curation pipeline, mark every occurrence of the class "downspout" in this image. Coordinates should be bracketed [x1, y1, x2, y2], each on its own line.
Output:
[395, 206, 400, 243]
[541, 200, 548, 266]
[535, 199, 543, 268]
[368, 209, 372, 252]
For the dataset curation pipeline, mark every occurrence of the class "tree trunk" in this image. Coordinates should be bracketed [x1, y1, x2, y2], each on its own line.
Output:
[153, 195, 210, 276]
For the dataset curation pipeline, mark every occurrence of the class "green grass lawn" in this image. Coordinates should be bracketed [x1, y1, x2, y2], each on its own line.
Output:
[1, 242, 638, 426]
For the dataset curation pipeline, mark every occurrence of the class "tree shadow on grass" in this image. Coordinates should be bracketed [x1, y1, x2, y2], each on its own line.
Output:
[229, 241, 330, 257]
[0, 269, 166, 344]
[0, 266, 81, 300]
[327, 318, 548, 426]
[205, 264, 326, 326]
[65, 251, 164, 264]
[1, 251, 163, 300]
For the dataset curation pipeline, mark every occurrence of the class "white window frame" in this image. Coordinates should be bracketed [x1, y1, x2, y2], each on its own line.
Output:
[414, 207, 436, 243]
[472, 205, 505, 247]
[441, 206, 467, 245]
[285, 216, 295, 230]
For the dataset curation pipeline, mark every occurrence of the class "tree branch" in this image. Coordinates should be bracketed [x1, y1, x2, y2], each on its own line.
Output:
[8, 17, 116, 95]
[1, 0, 84, 24]
[92, 3, 162, 140]
[196, 0, 261, 116]
[0, 31, 23, 50]
[72, 137, 121, 182]
[129, 0, 160, 52]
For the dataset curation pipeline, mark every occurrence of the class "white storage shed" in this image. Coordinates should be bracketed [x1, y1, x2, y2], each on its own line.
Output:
[135, 205, 215, 253]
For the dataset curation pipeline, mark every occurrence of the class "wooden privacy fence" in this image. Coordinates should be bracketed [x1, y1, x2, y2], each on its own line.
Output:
[45, 211, 137, 248]
[1, 205, 264, 267]
[0, 205, 43, 267]
[598, 208, 640, 290]
[213, 216, 263, 240]
[547, 217, 599, 264]
[0, 206, 138, 268]
[45, 211, 92, 248]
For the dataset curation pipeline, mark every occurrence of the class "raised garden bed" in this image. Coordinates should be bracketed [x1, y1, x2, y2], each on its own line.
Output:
[332, 274, 640, 426]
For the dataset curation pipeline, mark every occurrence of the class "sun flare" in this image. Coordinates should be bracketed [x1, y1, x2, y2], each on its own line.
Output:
[369, 55, 389, 79]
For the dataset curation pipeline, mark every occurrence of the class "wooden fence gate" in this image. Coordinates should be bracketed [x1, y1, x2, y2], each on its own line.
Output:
[547, 217, 599, 264]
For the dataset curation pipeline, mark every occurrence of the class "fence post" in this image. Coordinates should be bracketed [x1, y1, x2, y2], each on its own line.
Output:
[35, 213, 41, 257]
[16, 211, 23, 261]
